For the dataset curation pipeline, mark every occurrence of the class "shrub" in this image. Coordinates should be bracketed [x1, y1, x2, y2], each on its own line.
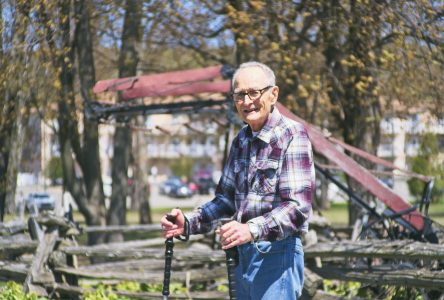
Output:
[0, 282, 47, 300]
[407, 133, 444, 203]
[44, 156, 63, 185]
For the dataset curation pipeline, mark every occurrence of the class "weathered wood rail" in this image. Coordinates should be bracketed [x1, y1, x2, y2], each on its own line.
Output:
[1, 214, 444, 299]
[311, 266, 444, 290]
[305, 239, 444, 260]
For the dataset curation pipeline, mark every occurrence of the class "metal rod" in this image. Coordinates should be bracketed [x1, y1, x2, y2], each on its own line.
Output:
[315, 163, 420, 235]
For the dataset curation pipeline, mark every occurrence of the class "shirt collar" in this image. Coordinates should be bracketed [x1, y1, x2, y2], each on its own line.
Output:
[244, 107, 282, 145]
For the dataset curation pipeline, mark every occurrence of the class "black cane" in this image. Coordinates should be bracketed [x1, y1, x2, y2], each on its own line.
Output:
[220, 218, 238, 300]
[162, 213, 189, 300]
[162, 214, 176, 300]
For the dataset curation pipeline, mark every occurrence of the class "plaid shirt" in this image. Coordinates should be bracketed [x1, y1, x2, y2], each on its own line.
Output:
[187, 107, 315, 241]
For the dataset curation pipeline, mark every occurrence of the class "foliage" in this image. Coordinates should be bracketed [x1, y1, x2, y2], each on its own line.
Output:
[323, 280, 426, 299]
[408, 133, 444, 202]
[140, 282, 186, 294]
[324, 280, 362, 297]
[1, 0, 443, 231]
[170, 156, 194, 180]
[82, 285, 125, 300]
[115, 281, 140, 293]
[383, 286, 424, 300]
[0, 282, 47, 300]
[216, 284, 228, 292]
[80, 282, 187, 299]
[44, 156, 63, 185]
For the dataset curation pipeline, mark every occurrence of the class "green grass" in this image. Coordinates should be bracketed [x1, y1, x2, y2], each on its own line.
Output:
[5, 202, 444, 239]
[427, 201, 444, 225]
[320, 202, 349, 226]
[321, 201, 444, 226]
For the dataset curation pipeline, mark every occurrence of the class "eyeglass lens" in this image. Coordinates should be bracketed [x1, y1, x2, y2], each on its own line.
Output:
[233, 87, 270, 101]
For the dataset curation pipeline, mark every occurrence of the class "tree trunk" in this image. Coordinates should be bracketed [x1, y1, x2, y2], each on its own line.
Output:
[0, 100, 14, 221]
[36, 0, 104, 248]
[107, 0, 142, 242]
[320, 0, 382, 226]
[0, 2, 31, 218]
[74, 0, 107, 245]
[4, 95, 28, 215]
[133, 116, 152, 224]
[0, 0, 7, 221]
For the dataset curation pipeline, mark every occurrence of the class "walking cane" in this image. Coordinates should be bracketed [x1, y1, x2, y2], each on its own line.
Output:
[162, 214, 175, 300]
[162, 213, 189, 300]
[219, 218, 238, 300]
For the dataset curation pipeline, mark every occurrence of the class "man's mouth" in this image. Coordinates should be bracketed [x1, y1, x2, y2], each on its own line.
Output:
[243, 108, 258, 114]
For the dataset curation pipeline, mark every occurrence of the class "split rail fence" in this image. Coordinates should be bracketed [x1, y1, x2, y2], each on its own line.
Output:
[1, 214, 444, 299]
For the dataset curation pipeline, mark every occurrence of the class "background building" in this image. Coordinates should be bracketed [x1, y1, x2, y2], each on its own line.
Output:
[378, 111, 444, 200]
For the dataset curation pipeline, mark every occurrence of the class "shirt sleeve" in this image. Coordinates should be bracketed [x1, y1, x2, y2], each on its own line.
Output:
[186, 138, 238, 234]
[249, 128, 315, 241]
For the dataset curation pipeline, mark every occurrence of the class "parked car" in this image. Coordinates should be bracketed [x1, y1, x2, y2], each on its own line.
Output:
[25, 192, 55, 212]
[160, 177, 193, 198]
[195, 177, 217, 195]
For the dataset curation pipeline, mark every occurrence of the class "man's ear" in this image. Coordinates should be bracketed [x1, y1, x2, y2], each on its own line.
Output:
[270, 86, 279, 105]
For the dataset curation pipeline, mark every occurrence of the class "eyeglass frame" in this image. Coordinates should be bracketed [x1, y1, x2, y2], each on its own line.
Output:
[231, 85, 274, 102]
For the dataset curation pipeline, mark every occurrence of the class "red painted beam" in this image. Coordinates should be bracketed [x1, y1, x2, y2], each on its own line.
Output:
[122, 80, 231, 99]
[93, 65, 225, 94]
[277, 103, 424, 231]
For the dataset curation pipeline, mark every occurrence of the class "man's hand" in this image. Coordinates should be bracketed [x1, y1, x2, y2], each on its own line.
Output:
[160, 208, 185, 239]
[218, 221, 253, 249]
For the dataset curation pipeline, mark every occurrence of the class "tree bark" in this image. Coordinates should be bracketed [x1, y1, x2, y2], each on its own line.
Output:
[107, 0, 142, 242]
[0, 0, 7, 221]
[74, 0, 107, 246]
[133, 116, 152, 224]
[39, 0, 106, 247]
[320, 0, 383, 225]
[0, 2, 31, 218]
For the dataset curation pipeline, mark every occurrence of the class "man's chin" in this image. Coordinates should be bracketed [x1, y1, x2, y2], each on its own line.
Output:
[243, 116, 258, 125]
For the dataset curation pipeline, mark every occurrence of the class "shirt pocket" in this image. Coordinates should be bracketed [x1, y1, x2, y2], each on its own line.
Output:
[251, 160, 279, 195]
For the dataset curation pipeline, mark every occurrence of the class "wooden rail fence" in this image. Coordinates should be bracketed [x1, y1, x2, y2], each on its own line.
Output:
[1, 213, 444, 299]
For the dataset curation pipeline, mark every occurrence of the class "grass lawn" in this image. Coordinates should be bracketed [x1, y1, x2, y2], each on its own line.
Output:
[320, 202, 349, 226]
[6, 202, 444, 238]
[320, 201, 444, 226]
[70, 201, 444, 233]
[70, 206, 197, 226]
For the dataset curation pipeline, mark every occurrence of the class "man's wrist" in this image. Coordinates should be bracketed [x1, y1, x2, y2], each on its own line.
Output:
[247, 222, 260, 241]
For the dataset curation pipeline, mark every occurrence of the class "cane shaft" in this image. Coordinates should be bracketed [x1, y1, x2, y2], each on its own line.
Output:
[225, 247, 238, 300]
[220, 218, 238, 300]
[162, 238, 174, 297]
[162, 214, 177, 299]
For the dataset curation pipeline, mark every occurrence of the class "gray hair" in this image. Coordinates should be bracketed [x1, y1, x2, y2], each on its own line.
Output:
[231, 61, 276, 89]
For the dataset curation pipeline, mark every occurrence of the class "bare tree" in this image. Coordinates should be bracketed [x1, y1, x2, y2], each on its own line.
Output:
[0, 2, 32, 220]
[74, 0, 107, 245]
[107, 0, 143, 242]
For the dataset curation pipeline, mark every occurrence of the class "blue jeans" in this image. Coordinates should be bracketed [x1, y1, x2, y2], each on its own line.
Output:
[234, 236, 304, 300]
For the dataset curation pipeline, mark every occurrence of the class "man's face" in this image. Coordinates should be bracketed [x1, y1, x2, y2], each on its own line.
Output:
[233, 67, 278, 132]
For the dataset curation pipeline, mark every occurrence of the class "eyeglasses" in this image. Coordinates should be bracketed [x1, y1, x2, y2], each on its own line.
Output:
[232, 86, 273, 102]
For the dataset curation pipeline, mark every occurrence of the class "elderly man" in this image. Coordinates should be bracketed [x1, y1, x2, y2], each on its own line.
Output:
[161, 61, 315, 299]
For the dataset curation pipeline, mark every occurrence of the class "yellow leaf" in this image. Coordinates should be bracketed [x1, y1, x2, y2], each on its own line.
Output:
[53, 79, 61, 89]
[298, 85, 309, 98]
[270, 42, 280, 51]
